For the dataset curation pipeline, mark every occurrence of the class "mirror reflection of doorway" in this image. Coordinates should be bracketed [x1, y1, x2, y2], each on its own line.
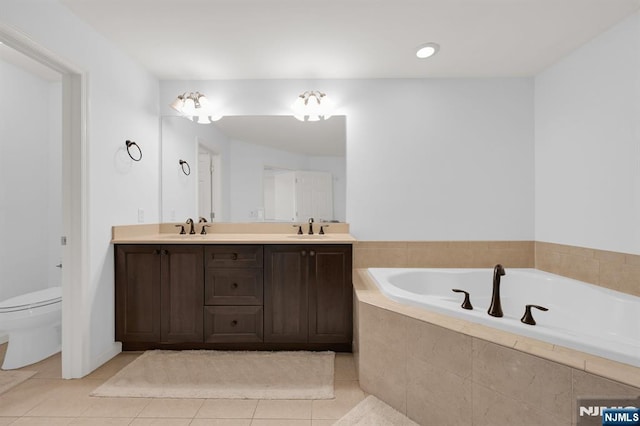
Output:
[198, 147, 220, 222]
[263, 166, 334, 222]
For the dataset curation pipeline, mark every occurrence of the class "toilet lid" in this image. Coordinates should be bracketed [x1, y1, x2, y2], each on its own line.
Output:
[0, 287, 62, 313]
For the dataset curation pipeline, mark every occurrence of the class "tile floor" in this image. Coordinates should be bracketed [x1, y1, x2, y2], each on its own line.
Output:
[0, 345, 366, 425]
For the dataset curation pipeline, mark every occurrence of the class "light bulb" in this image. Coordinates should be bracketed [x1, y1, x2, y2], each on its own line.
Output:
[170, 96, 184, 113]
[182, 98, 196, 116]
[416, 42, 440, 59]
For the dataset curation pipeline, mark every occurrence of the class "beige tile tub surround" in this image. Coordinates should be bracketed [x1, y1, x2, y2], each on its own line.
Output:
[536, 241, 640, 297]
[353, 269, 640, 426]
[353, 241, 535, 268]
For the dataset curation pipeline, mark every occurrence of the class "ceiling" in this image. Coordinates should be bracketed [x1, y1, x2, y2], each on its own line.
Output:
[213, 115, 346, 157]
[60, 0, 640, 80]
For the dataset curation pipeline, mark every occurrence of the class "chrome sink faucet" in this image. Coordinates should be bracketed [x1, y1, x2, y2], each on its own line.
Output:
[487, 264, 506, 317]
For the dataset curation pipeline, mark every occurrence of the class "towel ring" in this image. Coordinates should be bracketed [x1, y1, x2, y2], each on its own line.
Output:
[179, 159, 191, 176]
[125, 140, 142, 161]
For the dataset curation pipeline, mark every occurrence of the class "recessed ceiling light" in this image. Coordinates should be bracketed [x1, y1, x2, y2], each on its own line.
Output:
[416, 42, 440, 59]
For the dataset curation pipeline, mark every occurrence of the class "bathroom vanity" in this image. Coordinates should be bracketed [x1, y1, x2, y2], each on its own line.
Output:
[112, 223, 355, 352]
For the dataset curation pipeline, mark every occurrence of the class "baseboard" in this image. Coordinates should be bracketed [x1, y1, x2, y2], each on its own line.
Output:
[88, 341, 122, 376]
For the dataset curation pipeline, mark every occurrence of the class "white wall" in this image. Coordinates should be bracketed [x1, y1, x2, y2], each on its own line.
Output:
[2, 0, 160, 375]
[161, 78, 535, 241]
[0, 59, 60, 302]
[535, 12, 640, 255]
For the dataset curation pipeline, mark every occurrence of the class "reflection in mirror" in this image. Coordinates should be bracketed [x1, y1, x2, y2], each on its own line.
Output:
[161, 115, 346, 223]
[263, 168, 334, 222]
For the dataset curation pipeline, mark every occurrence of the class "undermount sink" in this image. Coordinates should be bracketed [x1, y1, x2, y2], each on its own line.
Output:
[286, 234, 330, 239]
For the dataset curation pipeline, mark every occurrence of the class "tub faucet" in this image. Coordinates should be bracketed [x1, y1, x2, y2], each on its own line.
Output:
[487, 264, 506, 317]
[185, 218, 196, 235]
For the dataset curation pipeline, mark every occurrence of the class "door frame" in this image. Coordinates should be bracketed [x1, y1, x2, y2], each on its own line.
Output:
[196, 141, 221, 222]
[0, 24, 89, 378]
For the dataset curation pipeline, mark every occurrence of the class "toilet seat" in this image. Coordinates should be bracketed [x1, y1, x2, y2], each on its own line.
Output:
[0, 287, 61, 313]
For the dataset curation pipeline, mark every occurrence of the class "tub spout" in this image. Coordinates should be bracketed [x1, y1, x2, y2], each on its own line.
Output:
[487, 264, 506, 317]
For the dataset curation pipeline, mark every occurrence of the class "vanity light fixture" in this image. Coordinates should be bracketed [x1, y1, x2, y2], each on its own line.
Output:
[292, 90, 333, 122]
[416, 42, 440, 59]
[170, 92, 222, 124]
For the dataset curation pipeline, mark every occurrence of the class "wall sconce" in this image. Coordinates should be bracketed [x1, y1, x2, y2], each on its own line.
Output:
[179, 159, 191, 176]
[125, 140, 142, 161]
[170, 92, 222, 124]
[292, 90, 333, 122]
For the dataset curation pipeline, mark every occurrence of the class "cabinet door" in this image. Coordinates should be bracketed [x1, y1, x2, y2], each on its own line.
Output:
[264, 245, 308, 342]
[308, 245, 353, 343]
[160, 245, 204, 343]
[115, 245, 161, 342]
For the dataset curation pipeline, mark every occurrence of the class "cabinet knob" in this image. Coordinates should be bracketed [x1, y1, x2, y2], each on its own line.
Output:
[301, 250, 307, 257]
[161, 249, 169, 256]
[153, 249, 160, 255]
[309, 250, 315, 257]
[230, 320, 238, 327]
[231, 282, 238, 289]
[232, 253, 238, 260]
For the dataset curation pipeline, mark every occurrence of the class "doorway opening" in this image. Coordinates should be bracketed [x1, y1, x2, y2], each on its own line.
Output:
[0, 25, 88, 378]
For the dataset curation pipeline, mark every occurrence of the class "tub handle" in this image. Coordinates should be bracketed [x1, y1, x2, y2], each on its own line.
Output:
[452, 289, 473, 310]
[521, 304, 549, 326]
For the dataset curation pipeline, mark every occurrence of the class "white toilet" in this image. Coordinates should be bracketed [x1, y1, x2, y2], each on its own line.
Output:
[0, 286, 62, 370]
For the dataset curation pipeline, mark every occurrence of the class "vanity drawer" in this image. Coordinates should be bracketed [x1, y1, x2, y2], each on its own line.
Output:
[205, 245, 263, 268]
[204, 306, 263, 343]
[205, 268, 263, 305]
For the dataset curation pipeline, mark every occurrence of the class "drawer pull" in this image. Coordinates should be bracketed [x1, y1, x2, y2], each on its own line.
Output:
[231, 282, 238, 289]
[232, 253, 238, 260]
[310, 250, 315, 257]
[230, 320, 238, 327]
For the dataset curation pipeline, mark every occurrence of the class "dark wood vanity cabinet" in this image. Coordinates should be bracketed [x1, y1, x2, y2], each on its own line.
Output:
[203, 245, 264, 343]
[115, 245, 203, 345]
[264, 245, 352, 346]
[115, 243, 352, 351]
[115, 245, 161, 343]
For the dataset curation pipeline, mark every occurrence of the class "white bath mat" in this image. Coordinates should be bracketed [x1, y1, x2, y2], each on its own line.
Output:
[0, 370, 36, 395]
[91, 350, 334, 399]
[333, 395, 419, 426]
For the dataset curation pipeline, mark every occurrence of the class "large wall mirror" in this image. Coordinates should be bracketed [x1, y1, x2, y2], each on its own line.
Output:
[161, 115, 346, 223]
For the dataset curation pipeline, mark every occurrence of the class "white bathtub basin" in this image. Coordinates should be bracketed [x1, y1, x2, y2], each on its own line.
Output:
[368, 268, 640, 368]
